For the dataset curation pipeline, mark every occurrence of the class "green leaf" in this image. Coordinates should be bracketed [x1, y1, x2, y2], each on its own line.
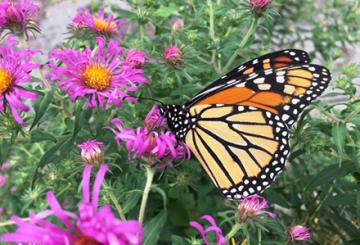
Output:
[357, 192, 360, 224]
[31, 91, 54, 130]
[332, 123, 347, 162]
[143, 211, 167, 245]
[171, 235, 187, 245]
[30, 129, 57, 143]
[153, 3, 179, 18]
[306, 163, 355, 191]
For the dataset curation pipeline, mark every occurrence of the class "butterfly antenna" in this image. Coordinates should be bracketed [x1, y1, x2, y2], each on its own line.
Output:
[123, 96, 164, 105]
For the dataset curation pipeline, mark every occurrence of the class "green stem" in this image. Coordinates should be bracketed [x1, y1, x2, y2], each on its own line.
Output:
[0, 218, 29, 227]
[226, 222, 242, 240]
[139, 24, 145, 41]
[207, 0, 221, 73]
[109, 192, 127, 220]
[223, 17, 257, 72]
[138, 166, 155, 225]
[258, 229, 262, 245]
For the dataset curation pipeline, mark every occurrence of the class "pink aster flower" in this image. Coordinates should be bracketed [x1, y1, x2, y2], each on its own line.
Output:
[164, 46, 183, 66]
[2, 164, 144, 245]
[0, 36, 39, 124]
[189, 215, 226, 245]
[49, 36, 148, 109]
[250, 0, 270, 11]
[0, 0, 40, 39]
[145, 105, 166, 129]
[237, 194, 276, 222]
[109, 107, 190, 167]
[288, 225, 311, 242]
[78, 140, 104, 165]
[125, 49, 146, 68]
[0, 175, 6, 187]
[71, 7, 127, 38]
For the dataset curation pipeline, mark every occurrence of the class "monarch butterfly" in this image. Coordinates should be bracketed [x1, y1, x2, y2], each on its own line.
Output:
[159, 49, 331, 199]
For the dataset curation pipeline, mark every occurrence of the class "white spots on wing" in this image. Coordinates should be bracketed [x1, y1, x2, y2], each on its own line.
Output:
[277, 76, 285, 83]
[254, 77, 265, 84]
[290, 51, 296, 56]
[258, 84, 271, 90]
[253, 59, 259, 64]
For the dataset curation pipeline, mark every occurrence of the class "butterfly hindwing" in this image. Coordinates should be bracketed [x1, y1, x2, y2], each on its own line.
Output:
[184, 104, 290, 199]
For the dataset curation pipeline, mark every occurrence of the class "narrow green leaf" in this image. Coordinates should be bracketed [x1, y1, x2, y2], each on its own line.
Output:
[143, 211, 167, 245]
[306, 163, 355, 191]
[31, 129, 57, 143]
[357, 192, 360, 224]
[31, 91, 54, 130]
[332, 123, 347, 162]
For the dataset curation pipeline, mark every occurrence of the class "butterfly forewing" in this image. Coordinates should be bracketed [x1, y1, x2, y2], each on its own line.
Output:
[188, 49, 311, 106]
[184, 104, 290, 199]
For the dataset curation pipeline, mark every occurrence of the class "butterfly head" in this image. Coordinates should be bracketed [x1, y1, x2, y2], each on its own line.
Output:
[159, 104, 191, 141]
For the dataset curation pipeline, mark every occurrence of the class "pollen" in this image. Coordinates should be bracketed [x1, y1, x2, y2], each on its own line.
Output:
[82, 64, 111, 91]
[93, 18, 115, 33]
[0, 68, 13, 94]
[73, 234, 101, 245]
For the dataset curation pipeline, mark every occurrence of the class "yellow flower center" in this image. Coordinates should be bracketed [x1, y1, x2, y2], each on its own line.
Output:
[82, 64, 111, 91]
[93, 18, 115, 33]
[0, 68, 12, 95]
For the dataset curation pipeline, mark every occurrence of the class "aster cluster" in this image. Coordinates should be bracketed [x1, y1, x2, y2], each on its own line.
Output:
[110, 106, 190, 168]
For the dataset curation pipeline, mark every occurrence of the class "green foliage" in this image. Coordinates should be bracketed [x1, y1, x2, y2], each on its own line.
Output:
[1, 0, 360, 244]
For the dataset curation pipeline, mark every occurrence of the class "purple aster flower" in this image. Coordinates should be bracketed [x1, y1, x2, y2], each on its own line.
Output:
[145, 105, 166, 129]
[164, 46, 183, 66]
[250, 0, 270, 11]
[78, 140, 104, 165]
[237, 194, 276, 222]
[109, 112, 190, 168]
[71, 7, 127, 38]
[288, 225, 311, 242]
[0, 175, 6, 187]
[125, 49, 146, 68]
[49, 36, 148, 109]
[189, 215, 226, 245]
[0, 0, 40, 39]
[2, 164, 144, 245]
[0, 35, 39, 124]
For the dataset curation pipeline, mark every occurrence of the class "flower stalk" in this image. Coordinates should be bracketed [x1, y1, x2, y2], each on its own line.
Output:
[138, 165, 155, 225]
[223, 17, 257, 72]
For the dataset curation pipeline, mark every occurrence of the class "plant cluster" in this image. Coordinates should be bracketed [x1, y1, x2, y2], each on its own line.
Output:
[0, 0, 359, 244]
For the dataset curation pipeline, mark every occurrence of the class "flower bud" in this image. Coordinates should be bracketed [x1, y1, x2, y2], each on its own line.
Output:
[164, 46, 183, 66]
[288, 225, 311, 242]
[78, 140, 104, 165]
[250, 0, 270, 12]
[172, 19, 183, 32]
[125, 49, 146, 68]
